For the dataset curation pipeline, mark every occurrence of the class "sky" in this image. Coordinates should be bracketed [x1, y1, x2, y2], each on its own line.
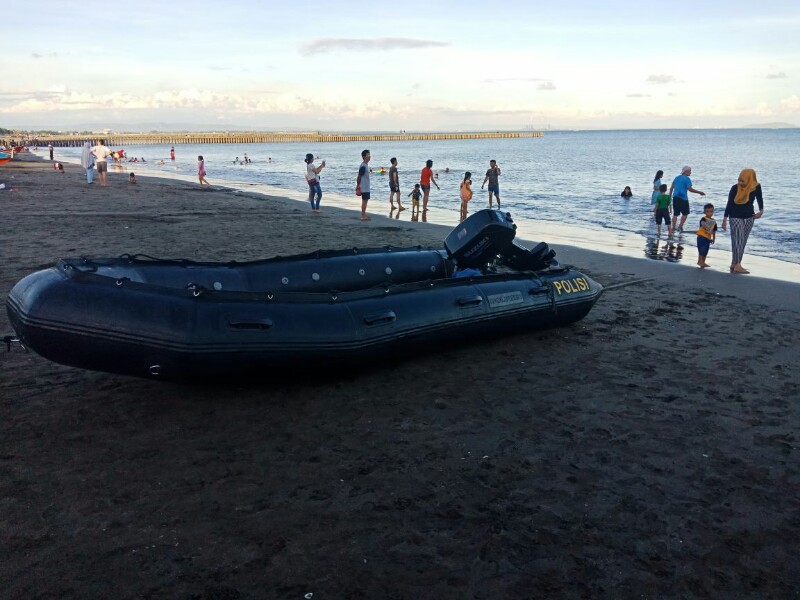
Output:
[2, 0, 799, 131]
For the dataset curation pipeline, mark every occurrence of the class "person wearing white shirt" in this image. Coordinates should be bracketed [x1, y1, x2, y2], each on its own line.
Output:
[91, 139, 112, 187]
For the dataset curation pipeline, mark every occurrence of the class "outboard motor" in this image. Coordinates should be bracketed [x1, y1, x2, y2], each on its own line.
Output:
[498, 240, 558, 271]
[444, 210, 517, 269]
[444, 209, 558, 272]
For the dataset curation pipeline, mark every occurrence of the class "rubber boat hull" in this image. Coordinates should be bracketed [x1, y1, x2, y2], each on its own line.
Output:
[6, 211, 603, 380]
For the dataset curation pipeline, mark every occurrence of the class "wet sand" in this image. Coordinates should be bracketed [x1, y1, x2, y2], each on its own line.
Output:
[2, 157, 799, 598]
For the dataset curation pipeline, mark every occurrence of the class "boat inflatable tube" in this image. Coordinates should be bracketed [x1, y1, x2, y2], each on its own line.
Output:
[7, 209, 603, 380]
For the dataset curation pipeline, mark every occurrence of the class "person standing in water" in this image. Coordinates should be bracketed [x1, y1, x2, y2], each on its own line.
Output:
[170, 146, 175, 161]
[481, 159, 501, 208]
[460, 171, 473, 222]
[651, 169, 664, 205]
[669, 165, 705, 233]
[420, 159, 439, 212]
[356, 149, 371, 221]
[388, 157, 404, 211]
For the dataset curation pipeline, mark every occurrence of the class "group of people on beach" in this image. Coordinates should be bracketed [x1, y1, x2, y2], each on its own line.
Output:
[650, 166, 764, 274]
[303, 150, 503, 223]
[73, 141, 178, 188]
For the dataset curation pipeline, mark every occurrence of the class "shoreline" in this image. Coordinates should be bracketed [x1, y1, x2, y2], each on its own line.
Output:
[45, 151, 800, 284]
[2, 156, 799, 598]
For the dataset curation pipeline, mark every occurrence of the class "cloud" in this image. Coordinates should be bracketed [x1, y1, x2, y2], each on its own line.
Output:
[780, 95, 800, 111]
[300, 37, 449, 56]
[481, 78, 556, 90]
[646, 74, 676, 85]
[626, 93, 652, 98]
[484, 77, 548, 84]
[31, 53, 42, 59]
[766, 72, 787, 79]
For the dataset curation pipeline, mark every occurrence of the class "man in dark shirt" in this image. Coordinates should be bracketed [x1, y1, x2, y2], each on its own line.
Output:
[389, 157, 404, 211]
[481, 159, 501, 208]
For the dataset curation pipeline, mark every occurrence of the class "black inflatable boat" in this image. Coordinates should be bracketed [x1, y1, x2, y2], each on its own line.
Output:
[6, 210, 602, 380]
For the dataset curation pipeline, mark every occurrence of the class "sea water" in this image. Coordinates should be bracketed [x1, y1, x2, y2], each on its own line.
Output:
[52, 129, 800, 268]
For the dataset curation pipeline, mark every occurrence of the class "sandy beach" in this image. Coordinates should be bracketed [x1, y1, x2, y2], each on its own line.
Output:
[2, 157, 799, 598]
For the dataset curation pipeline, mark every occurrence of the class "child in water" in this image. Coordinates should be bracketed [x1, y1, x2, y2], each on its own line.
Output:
[653, 183, 672, 237]
[460, 172, 473, 221]
[695, 203, 717, 268]
[408, 183, 422, 218]
[129, 173, 137, 184]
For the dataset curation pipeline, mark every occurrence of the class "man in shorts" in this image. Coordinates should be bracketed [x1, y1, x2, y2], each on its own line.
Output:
[91, 139, 112, 187]
[481, 159, 501, 208]
[356, 149, 371, 221]
[388, 157, 404, 211]
[420, 159, 439, 212]
[669, 165, 705, 233]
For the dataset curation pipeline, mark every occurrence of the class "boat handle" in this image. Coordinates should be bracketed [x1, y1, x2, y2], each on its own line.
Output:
[228, 319, 274, 331]
[457, 295, 483, 307]
[363, 310, 396, 326]
[529, 285, 550, 295]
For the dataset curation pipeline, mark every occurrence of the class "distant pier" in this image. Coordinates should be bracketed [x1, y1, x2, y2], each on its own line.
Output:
[22, 130, 544, 148]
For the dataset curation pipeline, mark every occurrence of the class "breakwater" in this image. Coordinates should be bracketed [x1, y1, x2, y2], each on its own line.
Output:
[21, 130, 543, 147]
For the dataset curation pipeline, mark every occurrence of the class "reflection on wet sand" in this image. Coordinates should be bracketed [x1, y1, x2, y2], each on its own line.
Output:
[644, 237, 685, 263]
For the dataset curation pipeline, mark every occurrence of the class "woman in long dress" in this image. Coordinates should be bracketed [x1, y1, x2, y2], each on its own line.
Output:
[80, 142, 95, 184]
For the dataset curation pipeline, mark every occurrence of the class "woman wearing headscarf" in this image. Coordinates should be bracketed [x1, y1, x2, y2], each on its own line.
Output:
[80, 141, 95, 184]
[721, 168, 764, 274]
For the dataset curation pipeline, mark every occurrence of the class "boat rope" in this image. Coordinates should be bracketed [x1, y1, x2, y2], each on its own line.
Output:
[119, 253, 192, 264]
[3, 335, 28, 353]
[601, 277, 655, 292]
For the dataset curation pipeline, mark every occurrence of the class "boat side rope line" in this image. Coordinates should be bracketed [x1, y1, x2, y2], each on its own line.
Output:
[3, 335, 28, 353]
[601, 278, 654, 292]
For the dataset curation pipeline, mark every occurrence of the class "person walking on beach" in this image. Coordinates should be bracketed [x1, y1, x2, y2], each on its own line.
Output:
[695, 203, 717, 268]
[460, 171, 473, 222]
[197, 155, 211, 187]
[420, 159, 439, 212]
[80, 141, 95, 185]
[651, 170, 664, 205]
[170, 146, 175, 161]
[388, 157, 404, 211]
[91, 139, 111, 187]
[669, 165, 705, 233]
[653, 183, 672, 237]
[48, 144, 53, 161]
[481, 159, 501, 208]
[305, 153, 326, 213]
[721, 168, 764, 274]
[356, 149, 371, 221]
